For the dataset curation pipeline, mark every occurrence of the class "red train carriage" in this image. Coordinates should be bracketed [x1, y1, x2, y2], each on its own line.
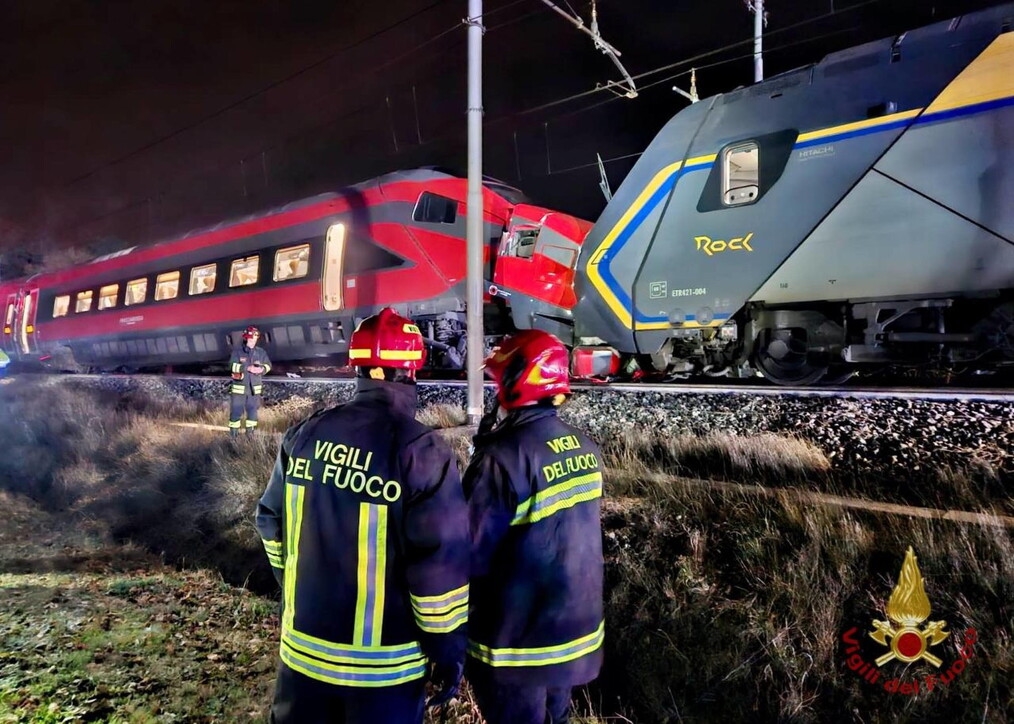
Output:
[11, 169, 591, 372]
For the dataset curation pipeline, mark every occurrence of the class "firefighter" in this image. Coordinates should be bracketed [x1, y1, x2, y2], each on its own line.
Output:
[228, 326, 271, 437]
[0, 348, 9, 379]
[464, 330, 605, 724]
[255, 307, 469, 723]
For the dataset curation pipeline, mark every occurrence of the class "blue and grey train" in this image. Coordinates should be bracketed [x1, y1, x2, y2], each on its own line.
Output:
[571, 3, 1014, 384]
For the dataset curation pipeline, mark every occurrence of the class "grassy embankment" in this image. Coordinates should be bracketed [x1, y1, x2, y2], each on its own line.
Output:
[1, 377, 1011, 723]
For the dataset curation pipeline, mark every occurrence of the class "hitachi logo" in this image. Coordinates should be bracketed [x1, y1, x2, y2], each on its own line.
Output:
[695, 233, 754, 256]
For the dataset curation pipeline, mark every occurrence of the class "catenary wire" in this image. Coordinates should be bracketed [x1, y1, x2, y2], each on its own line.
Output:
[57, 0, 886, 235]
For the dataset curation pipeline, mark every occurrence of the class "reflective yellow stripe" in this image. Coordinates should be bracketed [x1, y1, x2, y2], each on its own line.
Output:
[349, 348, 423, 361]
[354, 503, 370, 645]
[262, 538, 284, 568]
[411, 583, 469, 633]
[231, 385, 246, 394]
[468, 621, 605, 667]
[228, 420, 242, 429]
[283, 628, 423, 664]
[353, 503, 388, 647]
[512, 472, 603, 526]
[371, 506, 388, 646]
[281, 643, 427, 688]
[411, 583, 469, 613]
[283, 483, 305, 629]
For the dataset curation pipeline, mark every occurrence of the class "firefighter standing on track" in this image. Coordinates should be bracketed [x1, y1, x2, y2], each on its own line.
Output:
[228, 325, 271, 437]
[255, 307, 470, 723]
[464, 329, 605, 724]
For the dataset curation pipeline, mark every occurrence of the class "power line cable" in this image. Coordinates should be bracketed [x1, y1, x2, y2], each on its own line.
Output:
[58, 0, 535, 193]
[57, 0, 885, 235]
[512, 0, 885, 117]
[60, 0, 457, 189]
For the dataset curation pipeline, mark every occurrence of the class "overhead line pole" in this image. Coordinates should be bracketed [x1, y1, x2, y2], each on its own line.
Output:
[465, 0, 485, 426]
[752, 0, 765, 82]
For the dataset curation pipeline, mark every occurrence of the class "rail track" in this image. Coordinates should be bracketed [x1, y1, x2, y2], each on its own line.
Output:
[29, 371, 1014, 403]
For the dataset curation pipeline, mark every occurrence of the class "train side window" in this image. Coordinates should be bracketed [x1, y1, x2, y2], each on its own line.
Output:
[230, 256, 259, 287]
[722, 142, 759, 206]
[155, 271, 181, 301]
[98, 284, 119, 310]
[412, 192, 457, 224]
[503, 227, 539, 260]
[274, 244, 310, 281]
[75, 290, 94, 313]
[189, 264, 217, 295]
[125, 278, 148, 306]
[53, 296, 70, 318]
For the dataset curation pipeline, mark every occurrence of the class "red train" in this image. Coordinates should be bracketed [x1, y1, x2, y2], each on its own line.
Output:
[1, 169, 594, 373]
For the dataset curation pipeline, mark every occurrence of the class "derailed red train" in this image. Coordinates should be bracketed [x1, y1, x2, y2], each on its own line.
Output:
[0, 169, 593, 374]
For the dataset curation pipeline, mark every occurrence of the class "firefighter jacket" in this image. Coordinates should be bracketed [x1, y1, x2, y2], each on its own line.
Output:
[229, 344, 271, 396]
[0, 349, 9, 368]
[463, 405, 604, 687]
[255, 378, 470, 689]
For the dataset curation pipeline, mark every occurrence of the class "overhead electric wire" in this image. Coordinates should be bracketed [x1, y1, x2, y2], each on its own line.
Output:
[61, 0, 458, 189]
[60, 0, 886, 234]
[537, 25, 859, 177]
[57, 0, 535, 197]
[512, 0, 886, 118]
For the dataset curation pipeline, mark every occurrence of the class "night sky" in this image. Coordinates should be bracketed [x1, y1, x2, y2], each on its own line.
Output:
[0, 0, 1002, 265]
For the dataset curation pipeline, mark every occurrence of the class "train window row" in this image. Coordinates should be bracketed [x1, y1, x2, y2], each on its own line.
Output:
[52, 243, 311, 318]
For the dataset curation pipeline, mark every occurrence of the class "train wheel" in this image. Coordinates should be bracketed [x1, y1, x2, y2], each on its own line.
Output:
[821, 366, 857, 385]
[754, 328, 827, 386]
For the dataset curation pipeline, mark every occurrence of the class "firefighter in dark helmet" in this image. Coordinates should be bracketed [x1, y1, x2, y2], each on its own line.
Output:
[228, 325, 271, 437]
[464, 329, 604, 724]
[255, 307, 469, 723]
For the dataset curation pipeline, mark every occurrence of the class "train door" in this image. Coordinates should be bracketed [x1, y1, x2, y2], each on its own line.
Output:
[2, 294, 16, 354]
[322, 222, 347, 311]
[17, 289, 38, 355]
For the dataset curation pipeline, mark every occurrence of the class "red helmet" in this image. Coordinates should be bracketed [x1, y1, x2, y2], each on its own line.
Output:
[349, 308, 426, 370]
[243, 325, 260, 340]
[484, 330, 570, 410]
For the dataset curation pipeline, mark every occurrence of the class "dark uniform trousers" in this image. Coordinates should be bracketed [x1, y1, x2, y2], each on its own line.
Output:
[469, 665, 572, 724]
[229, 344, 271, 433]
[229, 389, 261, 431]
[270, 664, 425, 724]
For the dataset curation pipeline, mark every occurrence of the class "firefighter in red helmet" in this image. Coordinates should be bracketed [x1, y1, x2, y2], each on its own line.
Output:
[463, 329, 604, 724]
[256, 308, 469, 723]
[228, 325, 272, 437]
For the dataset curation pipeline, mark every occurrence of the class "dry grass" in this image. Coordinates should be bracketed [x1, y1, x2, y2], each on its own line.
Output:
[1, 378, 1011, 723]
[604, 429, 832, 484]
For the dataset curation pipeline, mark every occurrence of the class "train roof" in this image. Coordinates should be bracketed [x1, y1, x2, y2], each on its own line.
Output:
[26, 167, 462, 288]
[714, 1, 1013, 107]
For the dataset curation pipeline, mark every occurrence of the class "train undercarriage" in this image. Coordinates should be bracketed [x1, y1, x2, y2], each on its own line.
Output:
[634, 295, 1014, 386]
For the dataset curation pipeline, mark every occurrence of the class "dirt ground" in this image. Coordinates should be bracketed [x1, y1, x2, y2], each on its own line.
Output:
[0, 491, 279, 723]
